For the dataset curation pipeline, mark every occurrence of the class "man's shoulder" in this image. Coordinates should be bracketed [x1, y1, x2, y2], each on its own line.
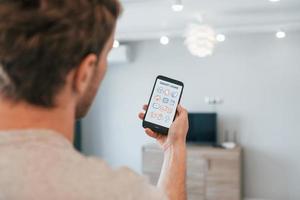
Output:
[42, 142, 167, 200]
[0, 130, 167, 200]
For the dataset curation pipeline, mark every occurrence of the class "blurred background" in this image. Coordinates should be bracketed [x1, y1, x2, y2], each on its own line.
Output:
[80, 0, 300, 199]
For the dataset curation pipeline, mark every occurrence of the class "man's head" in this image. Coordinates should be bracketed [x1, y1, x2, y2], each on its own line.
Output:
[0, 0, 121, 118]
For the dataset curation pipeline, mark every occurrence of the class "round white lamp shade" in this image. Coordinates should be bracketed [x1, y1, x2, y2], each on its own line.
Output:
[184, 24, 216, 58]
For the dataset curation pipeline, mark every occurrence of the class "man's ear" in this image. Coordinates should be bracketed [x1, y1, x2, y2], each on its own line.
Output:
[72, 54, 98, 95]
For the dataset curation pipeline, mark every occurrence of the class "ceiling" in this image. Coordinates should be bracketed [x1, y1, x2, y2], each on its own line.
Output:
[115, 0, 300, 41]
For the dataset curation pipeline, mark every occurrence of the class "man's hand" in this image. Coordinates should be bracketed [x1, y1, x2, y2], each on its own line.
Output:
[139, 104, 189, 200]
[138, 104, 189, 148]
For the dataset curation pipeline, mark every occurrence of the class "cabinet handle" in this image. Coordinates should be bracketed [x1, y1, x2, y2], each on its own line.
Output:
[203, 158, 210, 172]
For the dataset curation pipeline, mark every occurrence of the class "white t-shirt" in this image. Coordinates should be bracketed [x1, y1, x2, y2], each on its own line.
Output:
[0, 130, 167, 200]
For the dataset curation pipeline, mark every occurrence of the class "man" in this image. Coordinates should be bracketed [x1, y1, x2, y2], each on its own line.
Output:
[0, 0, 188, 200]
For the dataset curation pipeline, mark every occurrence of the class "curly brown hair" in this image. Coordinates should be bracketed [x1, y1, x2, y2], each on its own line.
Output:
[0, 0, 121, 107]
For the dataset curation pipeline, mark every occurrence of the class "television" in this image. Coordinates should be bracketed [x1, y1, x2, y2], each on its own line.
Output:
[187, 113, 217, 144]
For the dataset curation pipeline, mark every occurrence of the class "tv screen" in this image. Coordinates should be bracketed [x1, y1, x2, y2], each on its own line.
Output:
[187, 113, 217, 144]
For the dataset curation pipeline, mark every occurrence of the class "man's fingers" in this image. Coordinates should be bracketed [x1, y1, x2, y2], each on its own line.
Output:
[175, 105, 188, 122]
[177, 104, 187, 115]
[177, 104, 184, 113]
[138, 104, 148, 120]
[142, 104, 148, 111]
[138, 113, 145, 120]
[145, 128, 159, 139]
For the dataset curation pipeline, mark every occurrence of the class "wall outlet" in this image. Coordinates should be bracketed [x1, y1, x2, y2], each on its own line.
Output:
[204, 96, 224, 105]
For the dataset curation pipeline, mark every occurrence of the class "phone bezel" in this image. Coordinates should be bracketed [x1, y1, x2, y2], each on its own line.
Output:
[142, 75, 184, 135]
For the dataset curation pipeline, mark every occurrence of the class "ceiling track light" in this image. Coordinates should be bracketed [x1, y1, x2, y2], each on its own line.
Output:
[172, 0, 184, 12]
[276, 30, 286, 39]
[160, 36, 169, 45]
[216, 34, 226, 42]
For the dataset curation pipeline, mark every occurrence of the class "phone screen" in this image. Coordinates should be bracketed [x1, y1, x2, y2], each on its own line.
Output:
[144, 78, 183, 128]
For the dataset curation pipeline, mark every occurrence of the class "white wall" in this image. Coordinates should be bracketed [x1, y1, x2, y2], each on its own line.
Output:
[82, 31, 300, 200]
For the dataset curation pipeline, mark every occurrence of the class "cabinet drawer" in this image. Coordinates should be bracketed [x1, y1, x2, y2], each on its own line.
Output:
[206, 158, 240, 183]
[143, 171, 160, 185]
[142, 149, 164, 173]
[187, 156, 208, 174]
[187, 176, 206, 195]
[206, 185, 240, 200]
[206, 158, 241, 200]
[188, 193, 206, 200]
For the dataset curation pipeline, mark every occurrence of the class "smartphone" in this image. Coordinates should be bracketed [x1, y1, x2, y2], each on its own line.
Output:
[143, 75, 184, 135]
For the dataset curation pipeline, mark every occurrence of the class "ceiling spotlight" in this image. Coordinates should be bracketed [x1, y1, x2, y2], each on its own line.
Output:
[269, 0, 280, 2]
[160, 36, 169, 45]
[113, 40, 120, 48]
[216, 34, 226, 42]
[172, 0, 184, 12]
[276, 30, 286, 39]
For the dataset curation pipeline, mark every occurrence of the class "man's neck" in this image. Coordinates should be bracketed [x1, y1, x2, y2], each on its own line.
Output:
[0, 98, 75, 142]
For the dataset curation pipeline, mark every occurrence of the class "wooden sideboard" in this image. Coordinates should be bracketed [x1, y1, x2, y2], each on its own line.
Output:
[142, 144, 242, 200]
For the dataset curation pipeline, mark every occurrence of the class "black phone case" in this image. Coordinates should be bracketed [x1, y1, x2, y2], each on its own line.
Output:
[142, 75, 184, 135]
